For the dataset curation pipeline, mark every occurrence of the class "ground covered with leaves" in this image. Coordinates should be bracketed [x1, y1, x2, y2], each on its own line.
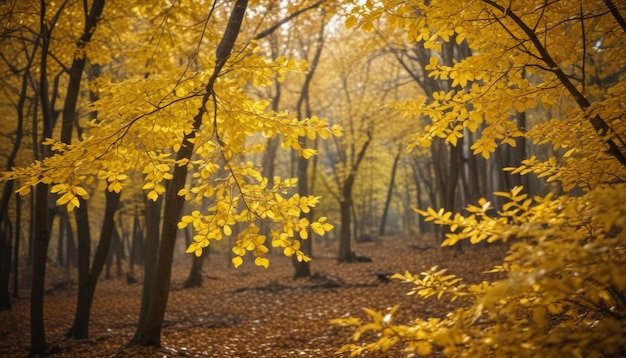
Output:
[0, 236, 508, 357]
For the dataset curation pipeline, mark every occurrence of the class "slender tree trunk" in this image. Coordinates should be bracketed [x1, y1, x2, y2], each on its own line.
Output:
[293, 155, 312, 277]
[0, 0, 37, 309]
[39, 0, 106, 342]
[30, 1, 61, 352]
[134, 196, 161, 337]
[338, 132, 371, 262]
[0, 211, 12, 310]
[379, 149, 401, 237]
[67, 190, 121, 339]
[132, 0, 249, 347]
[184, 227, 204, 288]
[31, 183, 50, 354]
[114, 229, 124, 278]
[292, 15, 325, 278]
[129, 207, 145, 279]
[184, 255, 205, 288]
[57, 211, 65, 266]
[338, 191, 353, 262]
[13, 194, 20, 299]
[64, 212, 77, 271]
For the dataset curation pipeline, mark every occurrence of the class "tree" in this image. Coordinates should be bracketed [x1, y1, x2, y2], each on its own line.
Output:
[2, 0, 339, 350]
[313, 26, 414, 261]
[334, 0, 626, 356]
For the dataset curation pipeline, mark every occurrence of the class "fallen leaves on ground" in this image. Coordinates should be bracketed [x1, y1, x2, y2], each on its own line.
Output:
[0, 236, 509, 357]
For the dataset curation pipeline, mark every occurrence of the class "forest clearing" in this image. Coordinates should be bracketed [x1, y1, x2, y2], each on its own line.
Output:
[0, 237, 507, 357]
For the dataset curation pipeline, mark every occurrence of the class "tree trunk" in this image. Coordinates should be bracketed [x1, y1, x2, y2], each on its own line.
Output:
[129, 207, 145, 279]
[31, 182, 51, 355]
[338, 131, 371, 262]
[67, 190, 121, 339]
[64, 211, 77, 271]
[133, 195, 161, 339]
[114, 229, 124, 278]
[338, 193, 353, 262]
[378, 149, 401, 237]
[0, 210, 12, 310]
[29, 0, 60, 351]
[292, 15, 325, 277]
[0, 0, 35, 309]
[57, 210, 65, 267]
[132, 0, 249, 347]
[12, 194, 20, 300]
[184, 255, 205, 288]
[292, 155, 311, 277]
[184, 227, 204, 288]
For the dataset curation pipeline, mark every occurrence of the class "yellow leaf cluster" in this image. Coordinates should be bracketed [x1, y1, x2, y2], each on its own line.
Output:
[335, 0, 626, 356]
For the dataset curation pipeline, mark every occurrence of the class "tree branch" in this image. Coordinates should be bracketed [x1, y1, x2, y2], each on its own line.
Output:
[481, 0, 626, 166]
[254, 0, 324, 40]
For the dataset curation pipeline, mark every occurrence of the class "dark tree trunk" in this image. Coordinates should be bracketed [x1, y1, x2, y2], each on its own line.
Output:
[132, 1, 249, 346]
[292, 15, 325, 278]
[133, 195, 161, 339]
[129, 208, 145, 278]
[12, 194, 21, 299]
[0, 210, 12, 310]
[183, 227, 204, 288]
[64, 211, 77, 271]
[67, 190, 121, 339]
[337, 196, 353, 262]
[292, 155, 312, 278]
[57, 209, 65, 266]
[378, 149, 401, 237]
[184, 255, 205, 288]
[29, 0, 61, 351]
[338, 132, 371, 263]
[0, 0, 36, 309]
[31, 183, 51, 355]
[114, 229, 124, 278]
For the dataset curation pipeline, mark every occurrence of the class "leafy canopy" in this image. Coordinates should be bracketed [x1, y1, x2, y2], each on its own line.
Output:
[2, 2, 341, 268]
[333, 0, 626, 356]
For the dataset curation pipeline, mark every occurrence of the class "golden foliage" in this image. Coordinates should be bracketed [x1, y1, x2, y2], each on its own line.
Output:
[334, 0, 626, 356]
[1, 2, 341, 268]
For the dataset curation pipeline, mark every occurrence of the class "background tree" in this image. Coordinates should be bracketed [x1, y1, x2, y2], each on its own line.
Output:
[310, 24, 418, 260]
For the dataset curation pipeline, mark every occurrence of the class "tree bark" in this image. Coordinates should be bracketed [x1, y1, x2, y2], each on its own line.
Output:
[378, 149, 401, 237]
[46, 0, 106, 341]
[184, 255, 205, 288]
[0, 211, 12, 310]
[132, 0, 248, 347]
[292, 15, 325, 277]
[29, 1, 65, 353]
[134, 195, 161, 339]
[67, 190, 121, 339]
[12, 194, 21, 300]
[337, 131, 371, 262]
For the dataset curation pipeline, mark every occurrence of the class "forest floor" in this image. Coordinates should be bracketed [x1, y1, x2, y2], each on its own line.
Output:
[0, 235, 509, 357]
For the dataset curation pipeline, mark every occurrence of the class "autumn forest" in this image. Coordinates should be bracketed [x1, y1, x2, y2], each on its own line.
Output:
[0, 0, 625, 357]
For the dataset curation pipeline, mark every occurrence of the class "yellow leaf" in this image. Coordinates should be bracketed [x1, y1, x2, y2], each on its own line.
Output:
[50, 184, 68, 194]
[302, 148, 316, 159]
[415, 341, 432, 356]
[175, 86, 187, 97]
[56, 192, 74, 206]
[255, 257, 269, 268]
[147, 190, 159, 202]
[232, 256, 243, 268]
[345, 15, 358, 29]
